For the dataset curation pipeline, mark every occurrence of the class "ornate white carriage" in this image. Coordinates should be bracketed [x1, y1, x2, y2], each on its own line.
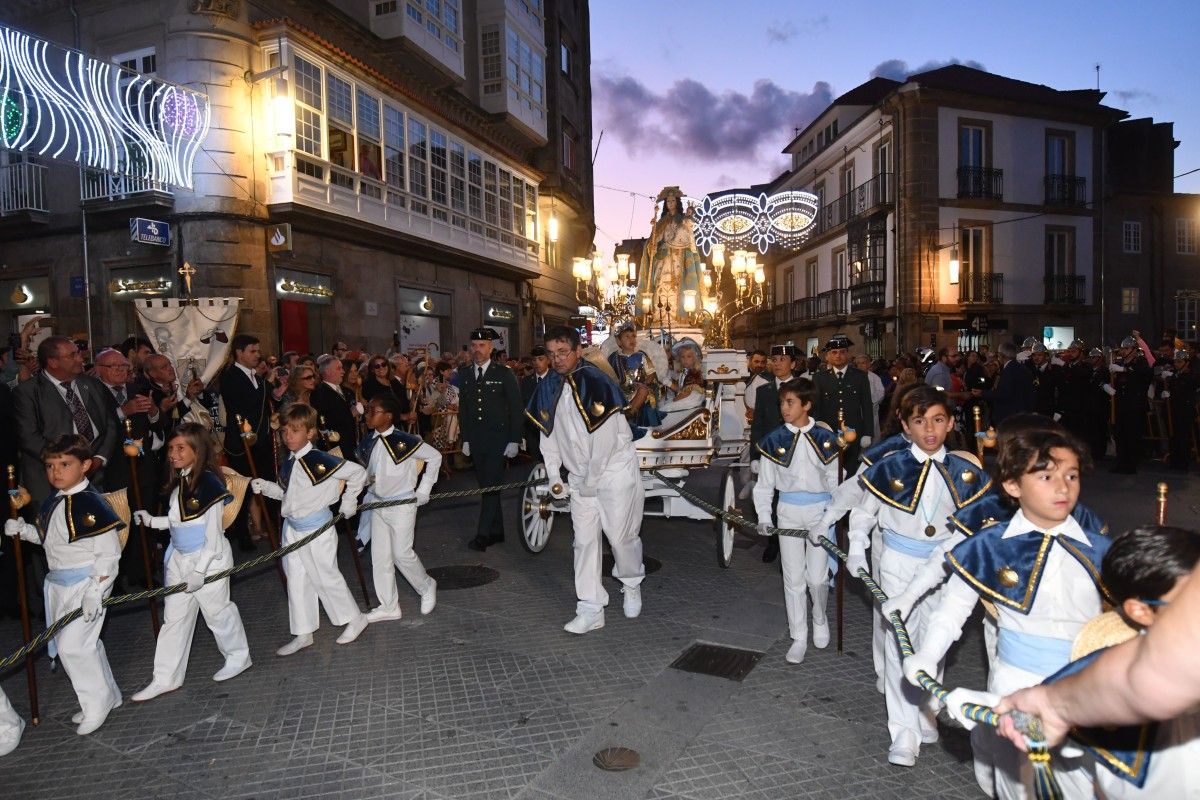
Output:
[520, 345, 753, 567]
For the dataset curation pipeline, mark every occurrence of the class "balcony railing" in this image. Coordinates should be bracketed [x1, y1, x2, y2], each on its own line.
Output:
[1044, 174, 1087, 207]
[813, 172, 894, 236]
[80, 168, 171, 203]
[1044, 274, 1087, 304]
[959, 272, 1004, 304]
[774, 288, 850, 327]
[0, 161, 48, 215]
[957, 166, 1004, 200]
[850, 279, 886, 312]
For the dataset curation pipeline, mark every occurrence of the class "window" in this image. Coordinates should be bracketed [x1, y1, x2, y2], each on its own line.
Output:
[560, 42, 571, 76]
[467, 152, 483, 233]
[1177, 294, 1199, 337]
[374, 0, 398, 15]
[1178, 219, 1197, 255]
[959, 124, 987, 169]
[356, 90, 381, 183]
[1121, 288, 1139, 314]
[114, 47, 157, 75]
[783, 266, 794, 304]
[1123, 221, 1142, 254]
[481, 26, 502, 95]
[498, 167, 513, 242]
[383, 104, 406, 200]
[841, 165, 854, 197]
[1045, 131, 1074, 176]
[406, 3, 422, 23]
[408, 118, 428, 211]
[293, 56, 323, 159]
[449, 140, 466, 226]
[832, 248, 847, 291]
[326, 73, 354, 179]
[504, 26, 545, 118]
[805, 258, 819, 298]
[1045, 228, 1074, 277]
[961, 225, 987, 278]
[561, 126, 577, 172]
[483, 160, 498, 232]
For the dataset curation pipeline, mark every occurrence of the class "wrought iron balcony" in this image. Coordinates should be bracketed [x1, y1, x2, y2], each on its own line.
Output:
[1044, 174, 1087, 207]
[1044, 274, 1087, 304]
[957, 166, 1004, 200]
[958, 272, 1004, 304]
[850, 280, 886, 312]
[813, 173, 894, 236]
[774, 288, 850, 327]
[0, 161, 48, 216]
[80, 168, 172, 204]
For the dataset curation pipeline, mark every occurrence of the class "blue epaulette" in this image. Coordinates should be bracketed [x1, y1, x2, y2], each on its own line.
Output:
[859, 449, 991, 513]
[526, 362, 627, 435]
[358, 429, 423, 466]
[37, 484, 125, 543]
[280, 448, 345, 489]
[177, 469, 233, 522]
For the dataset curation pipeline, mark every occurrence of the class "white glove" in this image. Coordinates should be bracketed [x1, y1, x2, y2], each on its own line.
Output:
[1160, 369, 1174, 378]
[1148, 385, 1156, 400]
[845, 547, 869, 577]
[942, 687, 1001, 731]
[881, 590, 918, 623]
[503, 442, 519, 459]
[461, 442, 471, 457]
[416, 492, 430, 507]
[860, 435, 872, 448]
[250, 478, 270, 494]
[1052, 412, 1062, 422]
[184, 570, 205, 593]
[757, 522, 772, 537]
[354, 401, 364, 416]
[339, 498, 358, 519]
[902, 652, 940, 687]
[1051, 356, 1065, 367]
[1108, 363, 1126, 373]
[133, 510, 169, 530]
[750, 460, 760, 475]
[80, 580, 103, 623]
[4, 519, 24, 539]
[1102, 384, 1116, 396]
[1015, 351, 1030, 362]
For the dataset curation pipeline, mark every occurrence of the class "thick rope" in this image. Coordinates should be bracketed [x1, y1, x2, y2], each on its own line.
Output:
[652, 469, 1063, 800]
[0, 478, 543, 673]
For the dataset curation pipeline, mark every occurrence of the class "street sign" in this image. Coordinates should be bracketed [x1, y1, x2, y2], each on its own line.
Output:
[130, 217, 171, 247]
[69, 275, 85, 298]
[267, 223, 293, 253]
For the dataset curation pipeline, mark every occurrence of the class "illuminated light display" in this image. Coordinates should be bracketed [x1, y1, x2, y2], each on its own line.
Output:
[0, 24, 210, 189]
[665, 190, 820, 255]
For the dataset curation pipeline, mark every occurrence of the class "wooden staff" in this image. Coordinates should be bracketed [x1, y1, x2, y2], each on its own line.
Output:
[123, 420, 161, 635]
[972, 405, 985, 462]
[6, 465, 39, 724]
[1156, 482, 1169, 525]
[236, 415, 287, 588]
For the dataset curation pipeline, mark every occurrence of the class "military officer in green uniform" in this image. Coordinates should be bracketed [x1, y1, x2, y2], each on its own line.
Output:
[811, 333, 874, 471]
[458, 328, 524, 551]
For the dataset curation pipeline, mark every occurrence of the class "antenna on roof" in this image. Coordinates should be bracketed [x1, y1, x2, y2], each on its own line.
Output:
[1094, 63, 1101, 92]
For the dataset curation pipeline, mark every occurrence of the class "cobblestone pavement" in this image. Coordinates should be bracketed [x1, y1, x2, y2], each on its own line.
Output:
[0, 458, 1193, 799]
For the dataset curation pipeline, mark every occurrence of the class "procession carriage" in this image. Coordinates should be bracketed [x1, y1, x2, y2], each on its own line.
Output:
[519, 340, 755, 567]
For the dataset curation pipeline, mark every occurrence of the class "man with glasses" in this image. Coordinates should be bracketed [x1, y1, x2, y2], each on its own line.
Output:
[13, 336, 117, 504]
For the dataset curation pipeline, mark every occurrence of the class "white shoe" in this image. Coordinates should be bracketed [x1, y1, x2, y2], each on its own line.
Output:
[785, 639, 807, 664]
[812, 618, 830, 649]
[622, 586, 642, 619]
[213, 658, 252, 683]
[0, 717, 22, 757]
[276, 634, 314, 657]
[876, 677, 886, 694]
[420, 579, 437, 615]
[131, 681, 180, 703]
[367, 606, 402, 623]
[73, 697, 121, 724]
[563, 610, 604, 634]
[336, 614, 369, 645]
[887, 743, 918, 767]
[76, 704, 116, 736]
[921, 729, 939, 745]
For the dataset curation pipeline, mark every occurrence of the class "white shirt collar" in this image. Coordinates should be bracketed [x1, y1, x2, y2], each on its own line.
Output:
[379, 425, 395, 437]
[292, 442, 313, 459]
[59, 479, 89, 497]
[785, 419, 815, 434]
[536, 370, 549, 379]
[180, 467, 192, 477]
[909, 443, 946, 463]
[323, 380, 342, 393]
[234, 362, 258, 384]
[1001, 508, 1089, 544]
[832, 366, 846, 377]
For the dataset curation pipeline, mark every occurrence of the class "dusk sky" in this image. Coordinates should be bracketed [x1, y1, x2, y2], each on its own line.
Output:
[589, 0, 1200, 253]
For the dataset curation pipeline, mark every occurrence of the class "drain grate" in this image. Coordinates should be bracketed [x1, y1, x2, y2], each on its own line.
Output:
[668, 642, 764, 682]
[602, 554, 662, 576]
[593, 746, 640, 771]
[426, 564, 500, 590]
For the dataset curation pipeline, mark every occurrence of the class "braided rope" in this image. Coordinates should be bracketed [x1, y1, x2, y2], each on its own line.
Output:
[651, 469, 1060, 795]
[0, 478, 544, 673]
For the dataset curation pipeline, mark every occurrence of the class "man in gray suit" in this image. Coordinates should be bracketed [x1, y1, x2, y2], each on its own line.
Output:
[13, 336, 117, 503]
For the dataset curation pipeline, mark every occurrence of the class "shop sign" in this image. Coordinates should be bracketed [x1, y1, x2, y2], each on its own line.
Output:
[130, 217, 171, 247]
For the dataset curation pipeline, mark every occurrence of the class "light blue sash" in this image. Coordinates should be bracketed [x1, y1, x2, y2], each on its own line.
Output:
[779, 490, 831, 506]
[286, 507, 333, 537]
[45, 565, 92, 587]
[997, 628, 1073, 676]
[165, 519, 208, 564]
[356, 490, 415, 546]
[882, 528, 941, 559]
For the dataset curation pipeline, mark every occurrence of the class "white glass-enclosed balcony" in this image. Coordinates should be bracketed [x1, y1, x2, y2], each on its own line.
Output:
[368, 0, 465, 82]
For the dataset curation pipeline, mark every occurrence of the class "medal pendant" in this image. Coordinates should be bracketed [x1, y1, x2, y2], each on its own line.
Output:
[924, 524, 936, 537]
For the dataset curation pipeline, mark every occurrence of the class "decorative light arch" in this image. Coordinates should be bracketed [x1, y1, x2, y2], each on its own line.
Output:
[662, 190, 819, 255]
[0, 24, 210, 189]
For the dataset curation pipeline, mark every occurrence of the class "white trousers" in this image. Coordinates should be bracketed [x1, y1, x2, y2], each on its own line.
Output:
[0, 687, 23, 756]
[571, 467, 645, 615]
[870, 527, 887, 687]
[47, 578, 120, 721]
[777, 501, 829, 641]
[368, 506, 432, 612]
[879, 544, 942, 748]
[150, 542, 249, 687]
[282, 522, 362, 635]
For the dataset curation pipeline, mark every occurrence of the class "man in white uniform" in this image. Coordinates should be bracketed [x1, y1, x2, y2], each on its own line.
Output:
[528, 325, 646, 634]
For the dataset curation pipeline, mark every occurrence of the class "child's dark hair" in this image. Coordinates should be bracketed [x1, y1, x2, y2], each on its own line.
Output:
[369, 393, 402, 418]
[778, 377, 815, 407]
[281, 403, 319, 431]
[897, 384, 950, 421]
[993, 424, 1091, 506]
[41, 434, 92, 464]
[165, 423, 221, 494]
[1102, 525, 1200, 604]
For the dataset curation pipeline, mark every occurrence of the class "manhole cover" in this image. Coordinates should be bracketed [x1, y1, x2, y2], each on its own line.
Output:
[669, 642, 764, 682]
[602, 554, 662, 575]
[426, 564, 500, 589]
[593, 746, 640, 771]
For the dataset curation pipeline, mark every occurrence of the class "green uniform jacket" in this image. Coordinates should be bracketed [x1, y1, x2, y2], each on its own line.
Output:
[456, 361, 524, 450]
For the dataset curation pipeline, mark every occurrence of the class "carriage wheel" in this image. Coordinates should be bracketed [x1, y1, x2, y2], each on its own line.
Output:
[716, 466, 738, 568]
[520, 462, 555, 554]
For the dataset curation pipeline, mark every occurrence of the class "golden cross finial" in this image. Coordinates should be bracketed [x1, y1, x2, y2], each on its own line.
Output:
[179, 262, 196, 296]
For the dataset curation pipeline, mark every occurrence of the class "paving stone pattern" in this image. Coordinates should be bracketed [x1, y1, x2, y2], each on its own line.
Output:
[0, 462, 1191, 799]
